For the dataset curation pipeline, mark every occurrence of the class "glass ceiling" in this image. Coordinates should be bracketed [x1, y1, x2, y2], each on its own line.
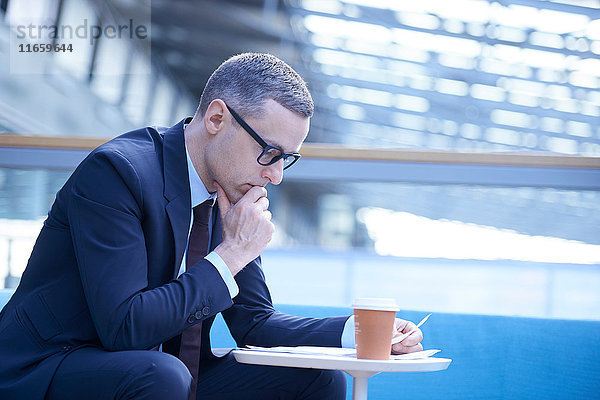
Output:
[287, 0, 600, 155]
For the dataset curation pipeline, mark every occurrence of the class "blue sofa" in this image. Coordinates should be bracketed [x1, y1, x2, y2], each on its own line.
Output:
[212, 305, 600, 399]
[2, 289, 599, 399]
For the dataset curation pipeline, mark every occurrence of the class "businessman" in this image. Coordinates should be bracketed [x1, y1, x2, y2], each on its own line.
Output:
[0, 53, 423, 399]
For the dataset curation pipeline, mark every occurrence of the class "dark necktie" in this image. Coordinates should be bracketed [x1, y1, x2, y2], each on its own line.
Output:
[179, 200, 212, 400]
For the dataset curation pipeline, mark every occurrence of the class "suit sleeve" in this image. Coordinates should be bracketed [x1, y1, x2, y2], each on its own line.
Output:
[68, 149, 233, 351]
[221, 257, 349, 348]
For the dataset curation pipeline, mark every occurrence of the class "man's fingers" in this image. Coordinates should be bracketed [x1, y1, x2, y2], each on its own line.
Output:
[403, 321, 417, 333]
[238, 185, 267, 205]
[215, 182, 232, 218]
[392, 342, 423, 355]
[256, 196, 269, 211]
[264, 210, 272, 221]
[396, 327, 423, 349]
[391, 319, 424, 355]
[392, 328, 423, 354]
[394, 319, 410, 333]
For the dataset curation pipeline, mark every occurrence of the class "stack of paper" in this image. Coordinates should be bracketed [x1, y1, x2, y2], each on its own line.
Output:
[241, 346, 440, 360]
[391, 349, 440, 360]
[244, 346, 356, 356]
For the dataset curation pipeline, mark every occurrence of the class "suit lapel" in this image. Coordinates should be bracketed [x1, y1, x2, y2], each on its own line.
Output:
[163, 118, 192, 279]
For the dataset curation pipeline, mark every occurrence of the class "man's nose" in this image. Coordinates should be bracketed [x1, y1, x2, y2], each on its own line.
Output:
[262, 160, 284, 185]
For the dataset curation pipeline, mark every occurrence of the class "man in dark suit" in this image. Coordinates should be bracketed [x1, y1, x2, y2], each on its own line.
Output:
[0, 53, 423, 399]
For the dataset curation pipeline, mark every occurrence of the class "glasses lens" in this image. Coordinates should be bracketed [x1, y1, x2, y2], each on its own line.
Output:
[258, 146, 283, 165]
[282, 156, 295, 169]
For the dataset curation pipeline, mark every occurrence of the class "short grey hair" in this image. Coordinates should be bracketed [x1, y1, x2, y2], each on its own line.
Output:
[197, 53, 314, 120]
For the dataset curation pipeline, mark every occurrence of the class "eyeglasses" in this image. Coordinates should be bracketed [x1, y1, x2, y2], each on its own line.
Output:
[226, 104, 301, 170]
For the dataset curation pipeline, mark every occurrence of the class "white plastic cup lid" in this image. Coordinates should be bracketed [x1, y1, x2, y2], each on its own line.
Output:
[351, 297, 400, 311]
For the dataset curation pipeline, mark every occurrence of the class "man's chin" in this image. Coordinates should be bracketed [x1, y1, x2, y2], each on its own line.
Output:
[229, 187, 247, 204]
[229, 184, 263, 204]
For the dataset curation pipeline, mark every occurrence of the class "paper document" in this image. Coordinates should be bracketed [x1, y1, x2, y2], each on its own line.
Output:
[241, 346, 441, 360]
[244, 346, 356, 357]
[391, 349, 441, 359]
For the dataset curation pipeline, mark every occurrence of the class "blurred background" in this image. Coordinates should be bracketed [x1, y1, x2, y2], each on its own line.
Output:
[1, 0, 599, 320]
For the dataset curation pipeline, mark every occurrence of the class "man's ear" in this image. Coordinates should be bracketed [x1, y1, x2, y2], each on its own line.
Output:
[204, 99, 228, 135]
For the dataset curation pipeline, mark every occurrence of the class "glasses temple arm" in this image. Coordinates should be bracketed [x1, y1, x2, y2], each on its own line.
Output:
[226, 104, 269, 148]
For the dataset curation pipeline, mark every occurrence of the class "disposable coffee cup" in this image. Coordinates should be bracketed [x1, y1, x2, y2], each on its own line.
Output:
[352, 298, 400, 360]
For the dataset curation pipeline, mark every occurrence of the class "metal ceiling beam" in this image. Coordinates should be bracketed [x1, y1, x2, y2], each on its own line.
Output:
[151, 0, 294, 41]
[151, 30, 282, 61]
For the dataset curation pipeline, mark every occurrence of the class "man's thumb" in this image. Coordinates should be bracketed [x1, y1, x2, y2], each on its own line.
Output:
[215, 182, 231, 218]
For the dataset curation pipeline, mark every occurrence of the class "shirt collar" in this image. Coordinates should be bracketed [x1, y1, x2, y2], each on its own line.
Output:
[184, 123, 216, 208]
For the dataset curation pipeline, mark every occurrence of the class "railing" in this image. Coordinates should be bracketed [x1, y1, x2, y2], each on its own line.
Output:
[2, 134, 600, 189]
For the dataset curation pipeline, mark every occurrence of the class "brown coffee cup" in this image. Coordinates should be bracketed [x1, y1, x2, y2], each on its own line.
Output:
[352, 298, 400, 360]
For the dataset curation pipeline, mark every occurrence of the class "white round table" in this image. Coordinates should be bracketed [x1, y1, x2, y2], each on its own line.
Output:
[232, 349, 451, 400]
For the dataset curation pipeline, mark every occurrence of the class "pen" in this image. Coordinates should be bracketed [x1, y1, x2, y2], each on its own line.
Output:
[391, 313, 431, 345]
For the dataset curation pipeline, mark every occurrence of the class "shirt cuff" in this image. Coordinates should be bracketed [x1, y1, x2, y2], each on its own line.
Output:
[205, 251, 239, 299]
[341, 315, 356, 348]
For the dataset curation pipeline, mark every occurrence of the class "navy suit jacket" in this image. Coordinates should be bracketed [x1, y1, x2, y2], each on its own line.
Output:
[0, 119, 348, 399]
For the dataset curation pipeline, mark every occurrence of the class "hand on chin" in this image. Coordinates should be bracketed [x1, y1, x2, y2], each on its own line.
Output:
[238, 183, 261, 199]
[218, 182, 264, 205]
